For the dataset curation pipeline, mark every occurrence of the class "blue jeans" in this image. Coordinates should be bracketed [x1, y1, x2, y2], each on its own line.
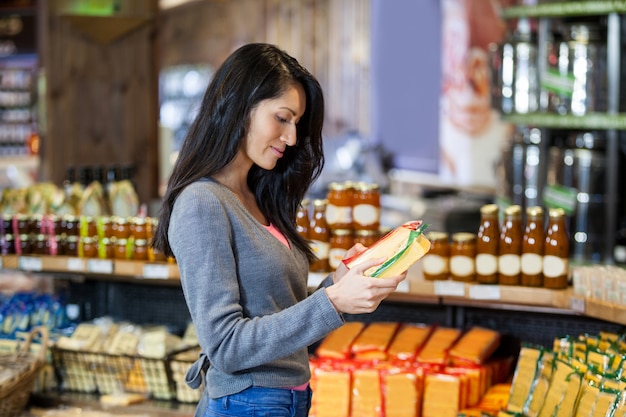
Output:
[199, 386, 313, 417]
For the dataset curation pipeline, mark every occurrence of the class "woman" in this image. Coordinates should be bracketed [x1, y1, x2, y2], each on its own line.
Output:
[152, 43, 406, 417]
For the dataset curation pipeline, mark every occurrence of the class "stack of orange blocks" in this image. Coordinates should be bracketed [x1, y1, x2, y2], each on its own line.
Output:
[309, 322, 513, 417]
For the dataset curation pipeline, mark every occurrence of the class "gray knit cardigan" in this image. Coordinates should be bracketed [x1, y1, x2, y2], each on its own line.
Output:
[169, 179, 344, 399]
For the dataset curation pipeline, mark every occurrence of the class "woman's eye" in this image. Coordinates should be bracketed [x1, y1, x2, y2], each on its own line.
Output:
[276, 116, 288, 124]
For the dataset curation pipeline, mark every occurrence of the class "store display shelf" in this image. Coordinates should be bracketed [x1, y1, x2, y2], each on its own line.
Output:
[500, 112, 626, 130]
[0, 255, 179, 281]
[502, 1, 626, 19]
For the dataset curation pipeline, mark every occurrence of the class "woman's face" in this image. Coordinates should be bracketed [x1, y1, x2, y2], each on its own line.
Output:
[244, 82, 306, 170]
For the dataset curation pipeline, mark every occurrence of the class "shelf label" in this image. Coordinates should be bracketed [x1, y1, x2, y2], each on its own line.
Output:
[469, 285, 501, 300]
[570, 297, 586, 313]
[19, 256, 42, 271]
[66, 258, 85, 271]
[143, 264, 170, 280]
[87, 259, 113, 274]
[434, 281, 465, 297]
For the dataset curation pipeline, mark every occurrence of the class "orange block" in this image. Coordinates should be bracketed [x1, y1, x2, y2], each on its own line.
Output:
[351, 368, 383, 417]
[310, 368, 351, 417]
[387, 324, 432, 362]
[383, 371, 419, 417]
[449, 327, 501, 365]
[316, 322, 365, 359]
[417, 327, 461, 365]
[352, 322, 399, 361]
[421, 373, 462, 417]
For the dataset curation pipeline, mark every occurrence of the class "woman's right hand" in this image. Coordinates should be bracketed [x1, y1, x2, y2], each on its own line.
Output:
[325, 256, 407, 314]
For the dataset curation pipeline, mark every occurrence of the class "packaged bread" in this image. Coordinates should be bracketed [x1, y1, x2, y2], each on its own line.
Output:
[343, 220, 430, 277]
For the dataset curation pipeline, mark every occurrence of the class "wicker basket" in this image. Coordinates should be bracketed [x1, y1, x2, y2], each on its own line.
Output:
[169, 346, 203, 403]
[0, 326, 50, 417]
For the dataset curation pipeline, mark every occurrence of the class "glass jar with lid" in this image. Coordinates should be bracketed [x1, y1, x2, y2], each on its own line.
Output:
[328, 229, 354, 270]
[521, 206, 545, 287]
[325, 181, 353, 230]
[450, 232, 476, 282]
[353, 229, 379, 248]
[296, 198, 310, 239]
[544, 208, 570, 289]
[499, 205, 523, 285]
[309, 199, 331, 273]
[352, 182, 380, 231]
[422, 231, 450, 281]
[476, 204, 500, 284]
[130, 217, 148, 240]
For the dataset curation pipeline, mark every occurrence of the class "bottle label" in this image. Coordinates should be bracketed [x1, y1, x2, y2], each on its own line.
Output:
[328, 248, 348, 270]
[422, 254, 449, 275]
[476, 254, 498, 275]
[521, 253, 543, 275]
[450, 255, 474, 277]
[499, 254, 521, 276]
[543, 255, 568, 278]
[325, 204, 351, 226]
[310, 240, 330, 260]
[353, 204, 379, 226]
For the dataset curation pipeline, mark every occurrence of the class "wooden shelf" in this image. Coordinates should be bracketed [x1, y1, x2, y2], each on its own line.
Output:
[3, 254, 626, 326]
[502, 1, 626, 18]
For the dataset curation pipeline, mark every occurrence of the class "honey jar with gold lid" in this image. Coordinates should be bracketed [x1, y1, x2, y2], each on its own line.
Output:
[352, 182, 380, 231]
[328, 228, 353, 270]
[309, 198, 330, 273]
[325, 181, 353, 230]
[422, 231, 450, 281]
[450, 232, 476, 282]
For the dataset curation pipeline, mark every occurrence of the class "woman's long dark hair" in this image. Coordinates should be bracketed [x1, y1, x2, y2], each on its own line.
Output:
[152, 43, 325, 261]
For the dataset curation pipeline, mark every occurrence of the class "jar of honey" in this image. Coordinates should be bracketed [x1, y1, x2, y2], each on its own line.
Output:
[422, 231, 450, 281]
[98, 237, 115, 259]
[33, 234, 49, 255]
[325, 182, 353, 230]
[133, 239, 148, 261]
[114, 238, 130, 260]
[309, 199, 331, 273]
[2, 234, 15, 255]
[112, 217, 131, 240]
[130, 217, 148, 240]
[16, 214, 31, 235]
[80, 216, 98, 237]
[149, 247, 167, 262]
[499, 205, 522, 285]
[476, 204, 499, 284]
[352, 182, 380, 231]
[353, 229, 379, 248]
[64, 235, 79, 257]
[544, 208, 569, 289]
[61, 215, 80, 236]
[98, 216, 113, 239]
[521, 206, 545, 287]
[80, 236, 98, 258]
[450, 232, 476, 282]
[328, 229, 353, 270]
[296, 198, 310, 239]
[2, 214, 13, 235]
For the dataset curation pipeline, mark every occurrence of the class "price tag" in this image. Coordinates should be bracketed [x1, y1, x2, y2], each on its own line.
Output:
[570, 297, 585, 313]
[143, 264, 169, 280]
[434, 281, 465, 297]
[87, 259, 113, 274]
[395, 280, 409, 293]
[19, 256, 42, 271]
[469, 285, 501, 300]
[66, 258, 85, 271]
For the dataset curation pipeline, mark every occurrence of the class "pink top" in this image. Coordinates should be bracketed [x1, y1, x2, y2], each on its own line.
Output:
[263, 223, 308, 391]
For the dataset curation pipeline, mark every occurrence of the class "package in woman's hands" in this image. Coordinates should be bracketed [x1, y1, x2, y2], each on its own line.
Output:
[343, 221, 430, 278]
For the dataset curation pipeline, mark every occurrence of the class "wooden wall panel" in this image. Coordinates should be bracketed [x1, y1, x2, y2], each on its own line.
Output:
[39, 0, 159, 205]
[38, 0, 370, 206]
[159, 0, 371, 138]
